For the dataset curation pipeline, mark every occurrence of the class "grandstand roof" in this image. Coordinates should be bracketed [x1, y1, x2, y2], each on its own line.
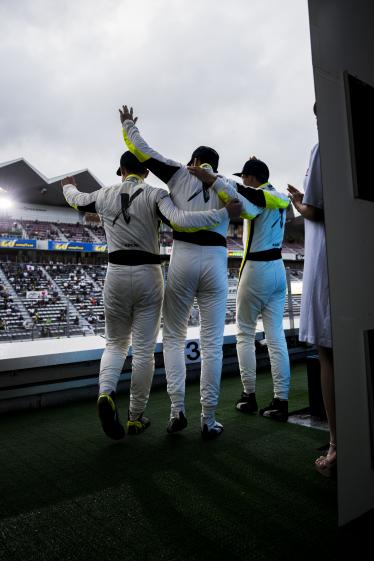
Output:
[0, 158, 104, 207]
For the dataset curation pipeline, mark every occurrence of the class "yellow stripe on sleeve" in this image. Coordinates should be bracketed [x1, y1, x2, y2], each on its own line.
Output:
[263, 191, 289, 209]
[122, 128, 151, 163]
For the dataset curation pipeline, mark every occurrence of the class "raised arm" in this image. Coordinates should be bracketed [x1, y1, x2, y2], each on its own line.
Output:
[119, 105, 182, 185]
[155, 189, 242, 231]
[61, 176, 99, 213]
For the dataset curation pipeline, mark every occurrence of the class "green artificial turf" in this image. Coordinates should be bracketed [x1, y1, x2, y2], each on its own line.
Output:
[0, 363, 337, 561]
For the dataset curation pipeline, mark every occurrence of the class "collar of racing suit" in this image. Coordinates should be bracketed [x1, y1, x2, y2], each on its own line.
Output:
[124, 174, 143, 183]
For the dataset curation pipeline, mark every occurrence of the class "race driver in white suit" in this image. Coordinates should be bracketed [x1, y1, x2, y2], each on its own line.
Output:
[61, 150, 239, 441]
[119, 105, 273, 439]
[189, 160, 290, 422]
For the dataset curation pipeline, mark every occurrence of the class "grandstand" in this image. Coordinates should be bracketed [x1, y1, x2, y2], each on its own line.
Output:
[0, 157, 305, 343]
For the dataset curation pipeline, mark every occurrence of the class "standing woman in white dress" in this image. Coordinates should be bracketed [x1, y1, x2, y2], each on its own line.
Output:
[287, 104, 336, 477]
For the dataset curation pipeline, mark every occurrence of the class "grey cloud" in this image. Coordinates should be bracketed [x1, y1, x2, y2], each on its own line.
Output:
[0, 0, 317, 191]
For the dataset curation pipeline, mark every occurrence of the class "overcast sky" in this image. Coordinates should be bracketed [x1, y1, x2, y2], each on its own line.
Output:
[0, 0, 317, 192]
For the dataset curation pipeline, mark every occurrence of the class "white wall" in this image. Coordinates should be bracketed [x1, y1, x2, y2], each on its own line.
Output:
[10, 203, 81, 224]
[309, 0, 374, 525]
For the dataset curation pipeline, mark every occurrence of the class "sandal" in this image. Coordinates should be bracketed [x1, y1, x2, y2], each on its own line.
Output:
[315, 442, 337, 478]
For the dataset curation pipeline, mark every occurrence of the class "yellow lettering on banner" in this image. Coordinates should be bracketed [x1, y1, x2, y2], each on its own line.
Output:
[0, 240, 38, 248]
[0, 240, 16, 248]
[228, 250, 244, 257]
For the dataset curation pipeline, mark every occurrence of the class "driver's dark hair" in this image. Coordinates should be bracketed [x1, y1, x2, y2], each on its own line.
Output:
[118, 151, 147, 176]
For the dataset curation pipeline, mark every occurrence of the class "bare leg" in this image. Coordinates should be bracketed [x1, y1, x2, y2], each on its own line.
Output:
[315, 345, 336, 474]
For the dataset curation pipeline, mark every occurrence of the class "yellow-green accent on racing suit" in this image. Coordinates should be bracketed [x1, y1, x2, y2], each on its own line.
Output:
[212, 177, 289, 275]
[122, 119, 260, 245]
[62, 177, 229, 265]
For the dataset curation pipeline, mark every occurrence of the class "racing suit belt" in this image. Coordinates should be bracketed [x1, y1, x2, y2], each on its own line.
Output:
[246, 248, 282, 261]
[108, 250, 161, 265]
[173, 230, 226, 247]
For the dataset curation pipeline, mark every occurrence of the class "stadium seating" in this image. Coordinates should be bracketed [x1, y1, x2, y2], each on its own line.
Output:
[21, 220, 59, 240]
[46, 263, 106, 334]
[0, 263, 83, 341]
[56, 222, 94, 243]
[86, 223, 106, 242]
[0, 218, 23, 238]
[0, 259, 303, 341]
[0, 208, 305, 342]
[227, 237, 244, 251]
[0, 282, 24, 341]
[159, 224, 173, 247]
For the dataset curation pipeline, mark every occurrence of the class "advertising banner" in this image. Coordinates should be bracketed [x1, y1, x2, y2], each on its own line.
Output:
[0, 238, 37, 249]
[227, 250, 244, 258]
[47, 241, 108, 252]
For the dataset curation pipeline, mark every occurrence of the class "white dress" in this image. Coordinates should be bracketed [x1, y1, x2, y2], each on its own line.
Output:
[299, 144, 332, 348]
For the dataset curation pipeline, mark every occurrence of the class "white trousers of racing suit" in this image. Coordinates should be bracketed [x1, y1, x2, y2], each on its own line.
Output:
[162, 241, 228, 428]
[99, 263, 163, 418]
[236, 259, 290, 400]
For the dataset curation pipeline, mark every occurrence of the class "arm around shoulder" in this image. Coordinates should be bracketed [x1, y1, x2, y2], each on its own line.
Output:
[156, 190, 227, 230]
[213, 177, 261, 220]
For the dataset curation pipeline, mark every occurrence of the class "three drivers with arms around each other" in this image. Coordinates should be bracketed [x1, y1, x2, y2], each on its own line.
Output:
[61, 150, 238, 441]
[119, 104, 264, 439]
[188, 158, 291, 422]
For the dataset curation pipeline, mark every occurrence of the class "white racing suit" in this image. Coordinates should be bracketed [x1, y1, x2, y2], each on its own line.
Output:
[213, 179, 291, 400]
[63, 176, 229, 419]
[122, 120, 284, 427]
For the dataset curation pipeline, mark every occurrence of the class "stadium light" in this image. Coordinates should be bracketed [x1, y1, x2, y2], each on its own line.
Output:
[0, 196, 14, 210]
[0, 187, 13, 210]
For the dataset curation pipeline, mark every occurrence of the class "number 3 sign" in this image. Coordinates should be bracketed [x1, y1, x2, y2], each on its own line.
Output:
[185, 340, 201, 363]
